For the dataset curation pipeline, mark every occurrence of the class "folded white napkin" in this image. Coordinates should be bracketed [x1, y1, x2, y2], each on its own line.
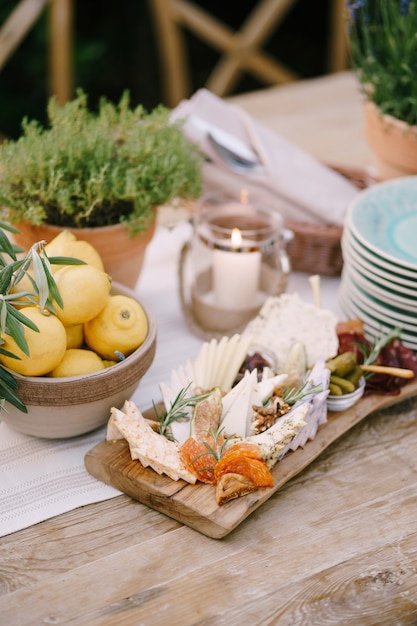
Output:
[171, 89, 359, 226]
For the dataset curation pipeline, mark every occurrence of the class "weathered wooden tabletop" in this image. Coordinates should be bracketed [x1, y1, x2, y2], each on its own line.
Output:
[2, 73, 417, 626]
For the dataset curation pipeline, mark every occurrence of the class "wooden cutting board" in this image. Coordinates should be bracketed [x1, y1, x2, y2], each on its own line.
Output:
[85, 378, 417, 539]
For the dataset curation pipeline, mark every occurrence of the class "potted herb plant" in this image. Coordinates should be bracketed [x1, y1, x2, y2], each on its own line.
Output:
[346, 0, 417, 179]
[0, 90, 203, 286]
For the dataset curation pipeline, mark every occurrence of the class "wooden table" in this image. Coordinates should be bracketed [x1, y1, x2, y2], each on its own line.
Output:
[3, 72, 417, 626]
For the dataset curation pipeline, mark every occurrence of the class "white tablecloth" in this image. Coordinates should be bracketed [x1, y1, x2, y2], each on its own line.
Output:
[0, 220, 341, 537]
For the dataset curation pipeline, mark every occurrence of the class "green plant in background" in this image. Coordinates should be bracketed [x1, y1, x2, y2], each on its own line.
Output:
[346, 0, 417, 125]
[0, 90, 202, 235]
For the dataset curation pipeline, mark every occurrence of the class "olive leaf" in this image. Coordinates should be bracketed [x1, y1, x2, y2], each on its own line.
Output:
[1, 304, 40, 356]
[0, 230, 18, 263]
[0, 368, 27, 413]
[31, 249, 50, 311]
[0, 265, 15, 294]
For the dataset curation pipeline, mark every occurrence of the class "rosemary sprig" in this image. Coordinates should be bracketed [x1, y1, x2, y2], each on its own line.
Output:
[154, 384, 210, 440]
[201, 427, 233, 463]
[282, 381, 323, 406]
[187, 427, 235, 475]
[363, 327, 402, 367]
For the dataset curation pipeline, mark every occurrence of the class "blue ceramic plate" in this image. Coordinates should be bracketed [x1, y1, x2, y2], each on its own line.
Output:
[341, 270, 417, 329]
[342, 227, 417, 284]
[345, 263, 417, 312]
[338, 288, 417, 351]
[342, 235, 417, 299]
[346, 177, 417, 270]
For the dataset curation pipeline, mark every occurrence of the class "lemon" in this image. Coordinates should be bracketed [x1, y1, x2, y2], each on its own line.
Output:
[84, 294, 148, 360]
[0, 306, 67, 376]
[53, 241, 105, 272]
[44, 230, 76, 256]
[53, 265, 111, 326]
[45, 231, 105, 273]
[49, 348, 106, 377]
[102, 359, 118, 368]
[65, 324, 84, 349]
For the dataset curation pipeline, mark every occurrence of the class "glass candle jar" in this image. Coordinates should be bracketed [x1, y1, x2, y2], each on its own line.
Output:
[179, 192, 292, 337]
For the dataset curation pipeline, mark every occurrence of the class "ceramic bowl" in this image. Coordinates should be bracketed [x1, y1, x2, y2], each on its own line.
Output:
[1, 283, 157, 439]
[327, 376, 366, 412]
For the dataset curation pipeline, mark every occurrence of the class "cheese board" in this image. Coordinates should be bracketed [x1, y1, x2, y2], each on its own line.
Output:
[84, 377, 417, 539]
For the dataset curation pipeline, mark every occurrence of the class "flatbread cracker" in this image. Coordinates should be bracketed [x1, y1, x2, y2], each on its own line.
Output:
[107, 403, 197, 484]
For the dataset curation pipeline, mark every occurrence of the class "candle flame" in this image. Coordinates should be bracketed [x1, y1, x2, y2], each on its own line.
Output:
[231, 228, 242, 248]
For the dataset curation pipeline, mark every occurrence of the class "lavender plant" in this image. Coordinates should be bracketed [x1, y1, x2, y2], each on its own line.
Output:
[346, 1, 417, 125]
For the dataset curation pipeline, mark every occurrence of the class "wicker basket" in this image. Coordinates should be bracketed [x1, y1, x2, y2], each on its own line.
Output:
[285, 165, 377, 277]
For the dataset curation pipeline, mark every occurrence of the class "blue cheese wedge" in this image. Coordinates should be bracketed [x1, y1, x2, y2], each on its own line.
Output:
[242, 293, 338, 371]
[236, 403, 310, 468]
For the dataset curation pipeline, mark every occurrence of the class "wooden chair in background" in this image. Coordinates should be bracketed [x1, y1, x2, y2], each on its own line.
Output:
[0, 0, 73, 106]
[148, 0, 348, 108]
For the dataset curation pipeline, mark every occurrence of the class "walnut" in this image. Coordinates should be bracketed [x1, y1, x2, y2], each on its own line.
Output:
[251, 392, 291, 433]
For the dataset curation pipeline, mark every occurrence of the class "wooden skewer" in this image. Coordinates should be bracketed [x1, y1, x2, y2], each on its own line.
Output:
[309, 274, 321, 308]
[360, 364, 415, 379]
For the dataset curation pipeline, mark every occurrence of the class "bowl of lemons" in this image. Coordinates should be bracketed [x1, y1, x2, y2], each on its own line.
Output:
[0, 231, 156, 439]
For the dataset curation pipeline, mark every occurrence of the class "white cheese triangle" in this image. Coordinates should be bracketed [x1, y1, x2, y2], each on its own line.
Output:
[221, 369, 258, 437]
[250, 373, 288, 407]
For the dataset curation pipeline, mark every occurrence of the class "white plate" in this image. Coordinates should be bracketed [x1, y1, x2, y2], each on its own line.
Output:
[343, 261, 417, 312]
[338, 301, 417, 350]
[342, 226, 417, 283]
[346, 177, 417, 270]
[341, 271, 417, 331]
[338, 288, 417, 350]
[342, 243, 417, 301]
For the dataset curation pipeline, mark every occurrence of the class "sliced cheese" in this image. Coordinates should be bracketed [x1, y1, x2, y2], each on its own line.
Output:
[250, 373, 288, 408]
[211, 335, 229, 388]
[221, 371, 249, 418]
[221, 369, 258, 437]
[214, 334, 240, 388]
[222, 334, 253, 392]
[205, 338, 217, 389]
[189, 334, 252, 393]
[194, 341, 209, 389]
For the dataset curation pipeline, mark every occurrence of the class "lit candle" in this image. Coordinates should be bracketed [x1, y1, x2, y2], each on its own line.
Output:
[212, 227, 261, 310]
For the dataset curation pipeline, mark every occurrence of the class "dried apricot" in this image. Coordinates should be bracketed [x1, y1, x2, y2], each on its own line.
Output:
[222, 442, 262, 460]
[179, 437, 217, 484]
[214, 452, 274, 487]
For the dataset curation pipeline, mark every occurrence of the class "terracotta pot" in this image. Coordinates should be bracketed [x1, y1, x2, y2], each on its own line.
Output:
[11, 220, 156, 289]
[364, 100, 417, 180]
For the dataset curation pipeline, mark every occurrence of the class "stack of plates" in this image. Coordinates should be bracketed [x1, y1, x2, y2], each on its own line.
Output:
[339, 177, 417, 351]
